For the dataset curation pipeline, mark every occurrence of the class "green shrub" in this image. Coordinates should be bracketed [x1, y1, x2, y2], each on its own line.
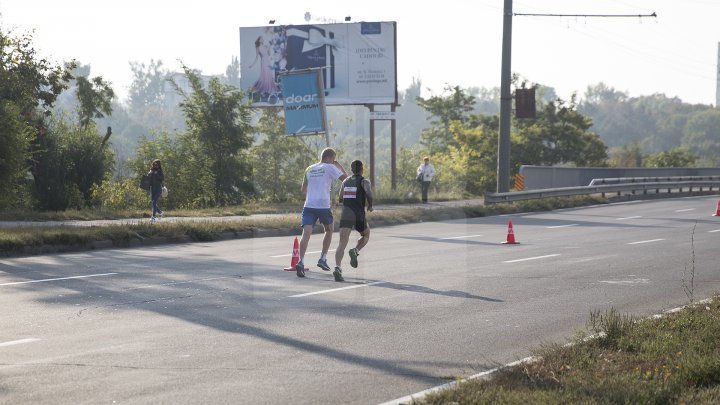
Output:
[91, 177, 149, 210]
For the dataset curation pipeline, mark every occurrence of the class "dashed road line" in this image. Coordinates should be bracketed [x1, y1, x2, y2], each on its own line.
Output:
[0, 338, 40, 347]
[0, 272, 118, 286]
[289, 281, 386, 298]
[616, 216, 642, 220]
[503, 254, 560, 264]
[546, 224, 578, 229]
[627, 239, 664, 245]
[675, 208, 696, 213]
[600, 278, 650, 284]
[708, 229, 720, 233]
[271, 249, 336, 258]
[439, 234, 484, 240]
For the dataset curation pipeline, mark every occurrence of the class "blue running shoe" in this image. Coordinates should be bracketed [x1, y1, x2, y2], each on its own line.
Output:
[333, 266, 344, 282]
[317, 258, 331, 271]
[295, 260, 305, 278]
[349, 248, 359, 268]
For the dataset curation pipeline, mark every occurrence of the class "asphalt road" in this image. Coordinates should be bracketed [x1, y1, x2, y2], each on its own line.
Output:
[2, 195, 719, 404]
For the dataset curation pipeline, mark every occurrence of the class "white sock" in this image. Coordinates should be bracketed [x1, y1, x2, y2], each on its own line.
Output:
[320, 253, 327, 260]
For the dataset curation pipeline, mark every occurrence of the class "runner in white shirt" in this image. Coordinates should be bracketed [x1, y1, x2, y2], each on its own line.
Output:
[295, 147, 347, 277]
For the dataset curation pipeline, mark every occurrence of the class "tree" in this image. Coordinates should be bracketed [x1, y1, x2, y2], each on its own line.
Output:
[32, 117, 115, 209]
[0, 101, 33, 208]
[224, 56, 241, 89]
[514, 95, 607, 168]
[127, 59, 167, 111]
[430, 95, 607, 195]
[75, 75, 115, 127]
[124, 59, 185, 145]
[130, 129, 216, 209]
[0, 29, 75, 115]
[579, 83, 714, 153]
[579, 85, 643, 148]
[609, 142, 644, 167]
[440, 119, 498, 194]
[417, 84, 476, 153]
[171, 64, 255, 205]
[0, 28, 75, 209]
[251, 108, 315, 201]
[644, 148, 697, 168]
[681, 109, 720, 165]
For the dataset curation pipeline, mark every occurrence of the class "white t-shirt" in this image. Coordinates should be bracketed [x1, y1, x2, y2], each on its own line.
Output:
[303, 162, 344, 209]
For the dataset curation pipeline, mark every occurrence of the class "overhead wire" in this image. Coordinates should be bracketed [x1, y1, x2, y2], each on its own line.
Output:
[510, 0, 717, 95]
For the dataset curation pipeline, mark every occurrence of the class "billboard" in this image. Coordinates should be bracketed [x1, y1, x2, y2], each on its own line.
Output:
[239, 21, 397, 106]
[280, 70, 326, 135]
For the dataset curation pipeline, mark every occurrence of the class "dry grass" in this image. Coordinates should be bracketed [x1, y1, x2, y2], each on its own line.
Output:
[418, 298, 720, 404]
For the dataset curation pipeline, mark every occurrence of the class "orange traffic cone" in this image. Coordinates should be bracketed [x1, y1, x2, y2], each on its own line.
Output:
[283, 237, 308, 271]
[502, 218, 520, 244]
[713, 200, 720, 217]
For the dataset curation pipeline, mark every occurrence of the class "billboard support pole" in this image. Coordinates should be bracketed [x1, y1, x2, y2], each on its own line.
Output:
[317, 70, 331, 147]
[368, 104, 376, 190]
[366, 103, 398, 191]
[391, 104, 397, 190]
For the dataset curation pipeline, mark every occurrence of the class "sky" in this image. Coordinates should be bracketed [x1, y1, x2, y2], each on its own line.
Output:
[1, 0, 718, 106]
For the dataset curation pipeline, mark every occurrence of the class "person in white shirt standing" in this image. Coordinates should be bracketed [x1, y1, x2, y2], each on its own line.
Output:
[296, 147, 348, 278]
[416, 156, 436, 203]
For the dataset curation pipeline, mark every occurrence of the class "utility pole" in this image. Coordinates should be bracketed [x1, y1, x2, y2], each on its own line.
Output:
[716, 42, 720, 108]
[496, 6, 656, 193]
[497, 0, 513, 193]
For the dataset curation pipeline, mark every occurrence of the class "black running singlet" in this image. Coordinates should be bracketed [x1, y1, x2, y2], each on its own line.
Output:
[341, 175, 366, 211]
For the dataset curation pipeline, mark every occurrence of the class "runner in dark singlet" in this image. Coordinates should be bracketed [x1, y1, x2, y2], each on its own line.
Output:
[333, 160, 373, 282]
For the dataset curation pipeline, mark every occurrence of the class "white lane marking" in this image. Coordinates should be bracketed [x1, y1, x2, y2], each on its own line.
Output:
[270, 249, 335, 258]
[600, 278, 650, 284]
[0, 338, 41, 347]
[616, 216, 642, 220]
[439, 234, 484, 240]
[503, 254, 560, 264]
[289, 281, 386, 298]
[546, 224, 578, 229]
[675, 208, 696, 213]
[627, 239, 664, 245]
[0, 272, 117, 286]
[708, 229, 720, 233]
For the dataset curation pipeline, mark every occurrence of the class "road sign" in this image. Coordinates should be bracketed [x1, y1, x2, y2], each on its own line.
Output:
[369, 111, 396, 120]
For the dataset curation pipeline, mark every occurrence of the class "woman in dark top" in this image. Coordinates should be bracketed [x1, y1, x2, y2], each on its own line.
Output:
[148, 159, 164, 221]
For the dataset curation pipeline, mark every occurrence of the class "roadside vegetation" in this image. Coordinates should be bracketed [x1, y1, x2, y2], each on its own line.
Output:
[0, 195, 605, 256]
[4, 20, 720, 405]
[6, 26, 710, 220]
[419, 296, 720, 405]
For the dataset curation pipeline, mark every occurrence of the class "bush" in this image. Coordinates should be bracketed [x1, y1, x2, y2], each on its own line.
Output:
[91, 177, 149, 210]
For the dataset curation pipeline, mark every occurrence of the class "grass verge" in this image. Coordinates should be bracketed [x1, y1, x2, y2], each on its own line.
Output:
[0, 195, 605, 256]
[0, 206, 251, 221]
[417, 296, 720, 404]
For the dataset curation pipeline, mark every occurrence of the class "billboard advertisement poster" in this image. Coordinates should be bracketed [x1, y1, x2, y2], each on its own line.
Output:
[280, 70, 326, 135]
[239, 21, 396, 106]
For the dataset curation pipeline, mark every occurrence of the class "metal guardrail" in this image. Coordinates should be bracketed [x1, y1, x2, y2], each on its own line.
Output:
[588, 175, 720, 186]
[484, 180, 720, 204]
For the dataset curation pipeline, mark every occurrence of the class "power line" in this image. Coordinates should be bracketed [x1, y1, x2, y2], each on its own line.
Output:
[514, 12, 656, 18]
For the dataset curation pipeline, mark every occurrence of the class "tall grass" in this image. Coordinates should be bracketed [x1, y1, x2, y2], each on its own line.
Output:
[419, 298, 720, 404]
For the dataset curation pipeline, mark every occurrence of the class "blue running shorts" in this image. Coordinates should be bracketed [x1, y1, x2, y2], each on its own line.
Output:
[301, 207, 334, 226]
